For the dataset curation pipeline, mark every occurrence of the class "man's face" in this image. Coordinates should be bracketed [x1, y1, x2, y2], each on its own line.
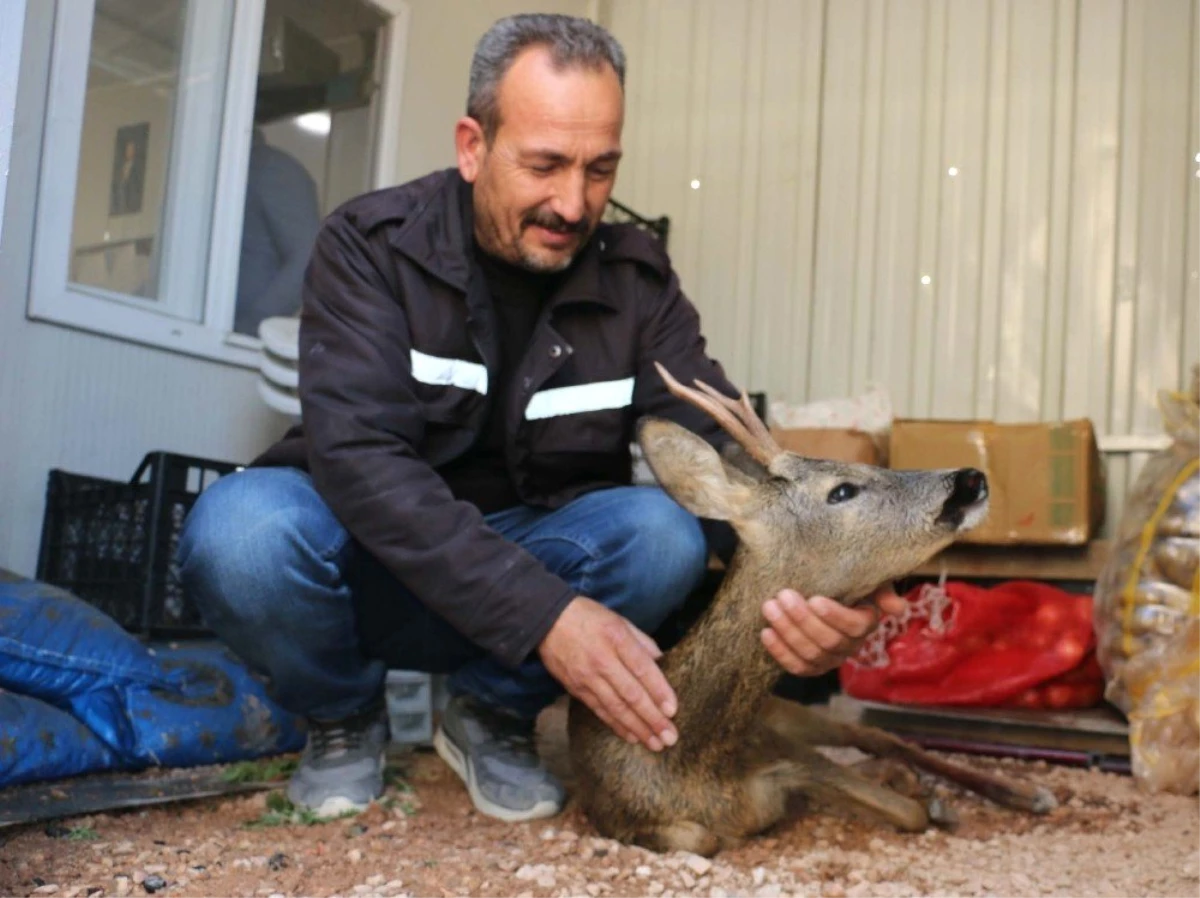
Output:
[456, 46, 624, 272]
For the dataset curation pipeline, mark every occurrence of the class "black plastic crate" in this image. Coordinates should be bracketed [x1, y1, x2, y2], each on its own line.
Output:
[36, 452, 240, 637]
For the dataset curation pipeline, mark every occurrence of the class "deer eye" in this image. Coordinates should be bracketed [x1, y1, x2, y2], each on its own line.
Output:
[827, 483, 860, 504]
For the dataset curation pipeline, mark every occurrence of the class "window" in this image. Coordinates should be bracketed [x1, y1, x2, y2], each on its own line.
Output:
[28, 0, 409, 367]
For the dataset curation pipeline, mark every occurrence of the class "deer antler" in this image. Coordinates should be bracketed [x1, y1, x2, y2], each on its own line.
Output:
[654, 361, 784, 468]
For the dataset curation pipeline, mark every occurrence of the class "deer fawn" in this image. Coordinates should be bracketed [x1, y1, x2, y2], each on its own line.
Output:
[567, 363, 1056, 857]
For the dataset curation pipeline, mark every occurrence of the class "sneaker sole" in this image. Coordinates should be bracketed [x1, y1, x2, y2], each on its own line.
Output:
[308, 795, 371, 818]
[433, 726, 561, 823]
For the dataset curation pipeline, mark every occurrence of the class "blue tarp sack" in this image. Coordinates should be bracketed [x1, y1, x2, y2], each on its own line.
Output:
[0, 570, 175, 759]
[127, 641, 307, 767]
[0, 691, 117, 787]
[0, 569, 306, 785]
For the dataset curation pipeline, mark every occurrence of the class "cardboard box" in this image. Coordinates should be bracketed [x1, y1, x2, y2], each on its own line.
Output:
[888, 418, 1105, 546]
[771, 428, 883, 466]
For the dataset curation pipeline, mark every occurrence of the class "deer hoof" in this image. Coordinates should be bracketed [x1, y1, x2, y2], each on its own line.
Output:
[927, 797, 960, 830]
[1031, 786, 1058, 814]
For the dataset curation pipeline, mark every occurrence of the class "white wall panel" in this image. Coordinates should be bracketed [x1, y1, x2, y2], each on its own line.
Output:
[606, 0, 1199, 534]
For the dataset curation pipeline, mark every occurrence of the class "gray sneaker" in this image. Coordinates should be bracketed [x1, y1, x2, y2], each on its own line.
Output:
[286, 701, 388, 817]
[433, 695, 565, 822]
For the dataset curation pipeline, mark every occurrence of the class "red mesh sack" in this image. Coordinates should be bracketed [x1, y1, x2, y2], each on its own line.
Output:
[839, 579, 1104, 710]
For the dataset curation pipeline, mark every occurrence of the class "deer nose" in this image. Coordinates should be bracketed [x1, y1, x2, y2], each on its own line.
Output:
[948, 467, 987, 508]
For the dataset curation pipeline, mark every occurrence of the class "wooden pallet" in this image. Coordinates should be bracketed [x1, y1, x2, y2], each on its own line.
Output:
[828, 694, 1130, 772]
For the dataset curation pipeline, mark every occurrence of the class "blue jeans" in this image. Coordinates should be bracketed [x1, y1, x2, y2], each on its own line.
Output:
[176, 468, 708, 722]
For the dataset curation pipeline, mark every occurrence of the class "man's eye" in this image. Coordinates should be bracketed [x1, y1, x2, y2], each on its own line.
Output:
[530, 164, 557, 175]
[589, 167, 617, 179]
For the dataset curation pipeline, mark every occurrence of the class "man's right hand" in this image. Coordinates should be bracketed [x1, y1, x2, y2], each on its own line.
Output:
[538, 596, 678, 751]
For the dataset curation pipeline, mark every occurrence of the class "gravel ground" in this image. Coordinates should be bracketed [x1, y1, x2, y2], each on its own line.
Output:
[2, 703, 1197, 898]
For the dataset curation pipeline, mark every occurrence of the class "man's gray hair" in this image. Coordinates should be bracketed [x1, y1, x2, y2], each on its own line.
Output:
[467, 13, 626, 141]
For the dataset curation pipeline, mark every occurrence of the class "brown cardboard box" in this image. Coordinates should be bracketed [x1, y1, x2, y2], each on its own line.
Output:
[888, 418, 1105, 546]
[771, 428, 883, 466]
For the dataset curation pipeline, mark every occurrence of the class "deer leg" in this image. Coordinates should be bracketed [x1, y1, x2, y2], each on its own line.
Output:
[844, 758, 961, 828]
[762, 697, 1057, 815]
[783, 744, 932, 832]
[633, 821, 722, 857]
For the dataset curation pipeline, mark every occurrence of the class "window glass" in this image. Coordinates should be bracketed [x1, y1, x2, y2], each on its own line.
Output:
[68, 0, 233, 317]
[233, 0, 387, 336]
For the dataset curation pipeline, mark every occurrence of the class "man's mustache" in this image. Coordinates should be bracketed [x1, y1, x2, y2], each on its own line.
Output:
[523, 209, 590, 235]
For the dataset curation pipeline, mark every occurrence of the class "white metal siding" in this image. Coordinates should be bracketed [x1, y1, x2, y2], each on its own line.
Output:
[606, 0, 1199, 534]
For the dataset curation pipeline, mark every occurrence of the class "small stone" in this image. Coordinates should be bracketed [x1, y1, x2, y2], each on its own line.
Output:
[141, 875, 166, 894]
[268, 853, 288, 872]
[711, 888, 727, 898]
[539, 827, 557, 840]
[385, 880, 404, 891]
[753, 868, 766, 886]
[824, 884, 846, 898]
[636, 866, 652, 878]
[32, 886, 59, 895]
[143, 865, 166, 875]
[497, 858, 519, 873]
[381, 821, 396, 832]
[586, 886, 602, 897]
[114, 878, 131, 898]
[131, 873, 146, 886]
[681, 871, 697, 888]
[366, 875, 385, 887]
[559, 830, 579, 842]
[685, 855, 713, 876]
[647, 884, 664, 896]
[114, 842, 135, 856]
[352, 887, 372, 896]
[515, 864, 556, 889]
[347, 849, 363, 863]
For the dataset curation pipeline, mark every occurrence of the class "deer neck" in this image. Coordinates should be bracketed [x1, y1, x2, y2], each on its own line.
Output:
[661, 545, 808, 744]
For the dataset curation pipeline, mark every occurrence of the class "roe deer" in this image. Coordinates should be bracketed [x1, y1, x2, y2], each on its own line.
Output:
[567, 362, 1056, 857]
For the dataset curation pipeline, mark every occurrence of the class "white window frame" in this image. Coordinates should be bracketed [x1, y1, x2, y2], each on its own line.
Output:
[27, 0, 410, 369]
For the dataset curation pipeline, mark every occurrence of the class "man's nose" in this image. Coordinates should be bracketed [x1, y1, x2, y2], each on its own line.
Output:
[549, 170, 587, 224]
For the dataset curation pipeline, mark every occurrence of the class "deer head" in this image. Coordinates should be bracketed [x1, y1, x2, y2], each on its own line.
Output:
[639, 363, 989, 603]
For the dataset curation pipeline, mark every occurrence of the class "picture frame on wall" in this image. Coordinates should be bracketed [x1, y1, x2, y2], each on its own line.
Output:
[108, 122, 149, 217]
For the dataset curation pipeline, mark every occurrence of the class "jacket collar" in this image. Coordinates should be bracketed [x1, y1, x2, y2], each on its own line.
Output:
[390, 169, 619, 312]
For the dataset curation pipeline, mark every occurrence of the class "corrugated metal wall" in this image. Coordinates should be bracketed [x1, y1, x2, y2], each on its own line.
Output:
[605, 0, 1199, 535]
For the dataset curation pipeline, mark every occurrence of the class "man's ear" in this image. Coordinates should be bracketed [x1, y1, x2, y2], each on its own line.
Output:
[637, 417, 756, 521]
[455, 116, 486, 183]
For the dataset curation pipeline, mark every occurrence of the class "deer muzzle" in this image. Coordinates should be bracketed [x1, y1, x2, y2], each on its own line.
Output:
[936, 467, 989, 529]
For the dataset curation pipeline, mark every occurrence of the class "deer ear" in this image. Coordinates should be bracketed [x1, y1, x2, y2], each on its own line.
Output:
[720, 441, 769, 482]
[636, 417, 756, 521]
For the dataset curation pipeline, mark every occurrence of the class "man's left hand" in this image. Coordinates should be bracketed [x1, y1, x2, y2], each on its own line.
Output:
[761, 584, 907, 677]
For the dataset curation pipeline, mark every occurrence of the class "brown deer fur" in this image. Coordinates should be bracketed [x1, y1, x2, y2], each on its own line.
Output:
[566, 364, 1056, 856]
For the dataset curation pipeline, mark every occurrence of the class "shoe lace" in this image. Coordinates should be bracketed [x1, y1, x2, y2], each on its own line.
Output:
[493, 725, 536, 754]
[311, 707, 374, 759]
[473, 703, 537, 756]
